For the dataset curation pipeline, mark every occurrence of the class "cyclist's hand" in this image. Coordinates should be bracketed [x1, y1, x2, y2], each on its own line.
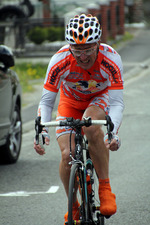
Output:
[41, 130, 50, 145]
[34, 130, 50, 155]
[104, 134, 121, 151]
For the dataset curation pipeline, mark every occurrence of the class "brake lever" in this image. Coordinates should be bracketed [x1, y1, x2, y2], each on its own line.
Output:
[105, 115, 114, 144]
[35, 116, 44, 145]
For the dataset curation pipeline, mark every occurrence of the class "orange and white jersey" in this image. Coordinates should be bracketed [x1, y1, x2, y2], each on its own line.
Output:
[44, 43, 123, 101]
[39, 43, 124, 134]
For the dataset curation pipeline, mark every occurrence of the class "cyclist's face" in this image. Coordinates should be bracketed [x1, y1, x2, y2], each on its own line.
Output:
[70, 43, 99, 70]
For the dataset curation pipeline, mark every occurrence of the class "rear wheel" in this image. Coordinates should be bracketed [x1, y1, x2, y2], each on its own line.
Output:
[68, 163, 89, 225]
[0, 105, 22, 164]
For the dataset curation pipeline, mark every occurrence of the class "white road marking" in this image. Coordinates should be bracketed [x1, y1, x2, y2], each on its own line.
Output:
[0, 186, 59, 197]
[46, 186, 59, 193]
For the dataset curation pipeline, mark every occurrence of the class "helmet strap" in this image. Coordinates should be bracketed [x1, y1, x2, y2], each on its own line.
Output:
[69, 48, 75, 57]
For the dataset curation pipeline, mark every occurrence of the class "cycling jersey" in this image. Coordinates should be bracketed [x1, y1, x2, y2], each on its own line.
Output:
[44, 43, 123, 99]
[38, 43, 124, 135]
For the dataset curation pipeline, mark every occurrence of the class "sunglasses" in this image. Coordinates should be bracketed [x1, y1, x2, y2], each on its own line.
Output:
[70, 45, 98, 57]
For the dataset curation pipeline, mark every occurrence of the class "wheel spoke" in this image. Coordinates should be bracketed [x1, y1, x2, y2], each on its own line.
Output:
[13, 121, 21, 135]
[9, 109, 22, 158]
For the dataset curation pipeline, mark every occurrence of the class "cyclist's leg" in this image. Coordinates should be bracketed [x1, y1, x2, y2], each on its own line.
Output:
[56, 102, 84, 224]
[82, 93, 117, 216]
[57, 133, 75, 196]
[56, 94, 87, 195]
[57, 130, 82, 225]
[56, 106, 83, 196]
[83, 105, 109, 179]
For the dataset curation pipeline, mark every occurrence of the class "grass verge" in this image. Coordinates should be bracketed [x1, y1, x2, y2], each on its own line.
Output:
[14, 63, 47, 93]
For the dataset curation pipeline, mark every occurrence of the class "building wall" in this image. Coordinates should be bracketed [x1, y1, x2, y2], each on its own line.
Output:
[88, 0, 125, 42]
[125, 0, 144, 23]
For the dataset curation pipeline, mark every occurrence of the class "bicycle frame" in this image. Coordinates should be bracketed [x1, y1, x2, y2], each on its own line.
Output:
[67, 129, 102, 225]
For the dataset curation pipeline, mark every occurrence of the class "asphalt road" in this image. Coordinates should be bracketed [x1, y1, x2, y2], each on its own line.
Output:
[119, 27, 150, 73]
[0, 27, 150, 225]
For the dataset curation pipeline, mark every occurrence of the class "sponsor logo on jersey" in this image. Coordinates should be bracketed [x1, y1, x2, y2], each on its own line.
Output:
[50, 60, 71, 85]
[101, 59, 118, 83]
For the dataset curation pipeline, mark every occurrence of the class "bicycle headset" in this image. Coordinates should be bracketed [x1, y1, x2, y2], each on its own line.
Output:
[65, 14, 102, 45]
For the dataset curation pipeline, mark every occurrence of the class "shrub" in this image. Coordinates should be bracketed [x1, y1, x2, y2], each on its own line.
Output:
[47, 27, 65, 42]
[47, 27, 59, 42]
[27, 26, 65, 44]
[27, 26, 47, 45]
[59, 27, 65, 41]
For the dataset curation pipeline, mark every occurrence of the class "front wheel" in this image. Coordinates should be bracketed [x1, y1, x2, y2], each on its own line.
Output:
[68, 163, 88, 225]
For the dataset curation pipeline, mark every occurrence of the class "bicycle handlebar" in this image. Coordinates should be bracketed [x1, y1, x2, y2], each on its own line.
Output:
[35, 115, 114, 145]
[41, 119, 107, 127]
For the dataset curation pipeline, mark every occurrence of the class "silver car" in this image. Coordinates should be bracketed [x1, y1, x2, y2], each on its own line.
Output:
[0, 45, 22, 164]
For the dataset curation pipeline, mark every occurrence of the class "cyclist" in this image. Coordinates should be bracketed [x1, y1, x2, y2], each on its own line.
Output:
[34, 14, 124, 223]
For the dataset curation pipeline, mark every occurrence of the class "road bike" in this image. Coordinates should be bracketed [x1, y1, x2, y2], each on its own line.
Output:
[35, 115, 114, 225]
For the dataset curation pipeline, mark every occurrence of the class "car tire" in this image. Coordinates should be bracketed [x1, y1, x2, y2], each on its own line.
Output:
[0, 105, 22, 164]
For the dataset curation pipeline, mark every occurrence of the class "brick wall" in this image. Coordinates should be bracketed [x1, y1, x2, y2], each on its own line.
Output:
[130, 0, 144, 23]
[42, 0, 51, 25]
[88, 0, 125, 43]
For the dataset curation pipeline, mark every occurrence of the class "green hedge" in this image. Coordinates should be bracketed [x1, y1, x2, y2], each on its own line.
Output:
[27, 26, 65, 44]
[27, 27, 47, 45]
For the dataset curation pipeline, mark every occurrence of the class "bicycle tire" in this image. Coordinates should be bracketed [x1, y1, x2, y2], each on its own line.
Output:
[68, 163, 89, 225]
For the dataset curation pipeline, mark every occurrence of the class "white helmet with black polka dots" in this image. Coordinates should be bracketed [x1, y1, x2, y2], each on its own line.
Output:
[65, 14, 102, 44]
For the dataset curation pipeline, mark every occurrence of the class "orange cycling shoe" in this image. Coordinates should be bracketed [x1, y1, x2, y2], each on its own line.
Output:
[64, 201, 80, 225]
[99, 178, 117, 216]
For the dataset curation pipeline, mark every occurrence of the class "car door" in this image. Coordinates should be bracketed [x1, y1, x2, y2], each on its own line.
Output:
[0, 67, 13, 145]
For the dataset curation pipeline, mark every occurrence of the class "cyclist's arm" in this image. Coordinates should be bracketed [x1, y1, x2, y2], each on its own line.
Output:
[34, 88, 57, 154]
[38, 88, 57, 128]
[108, 89, 124, 134]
